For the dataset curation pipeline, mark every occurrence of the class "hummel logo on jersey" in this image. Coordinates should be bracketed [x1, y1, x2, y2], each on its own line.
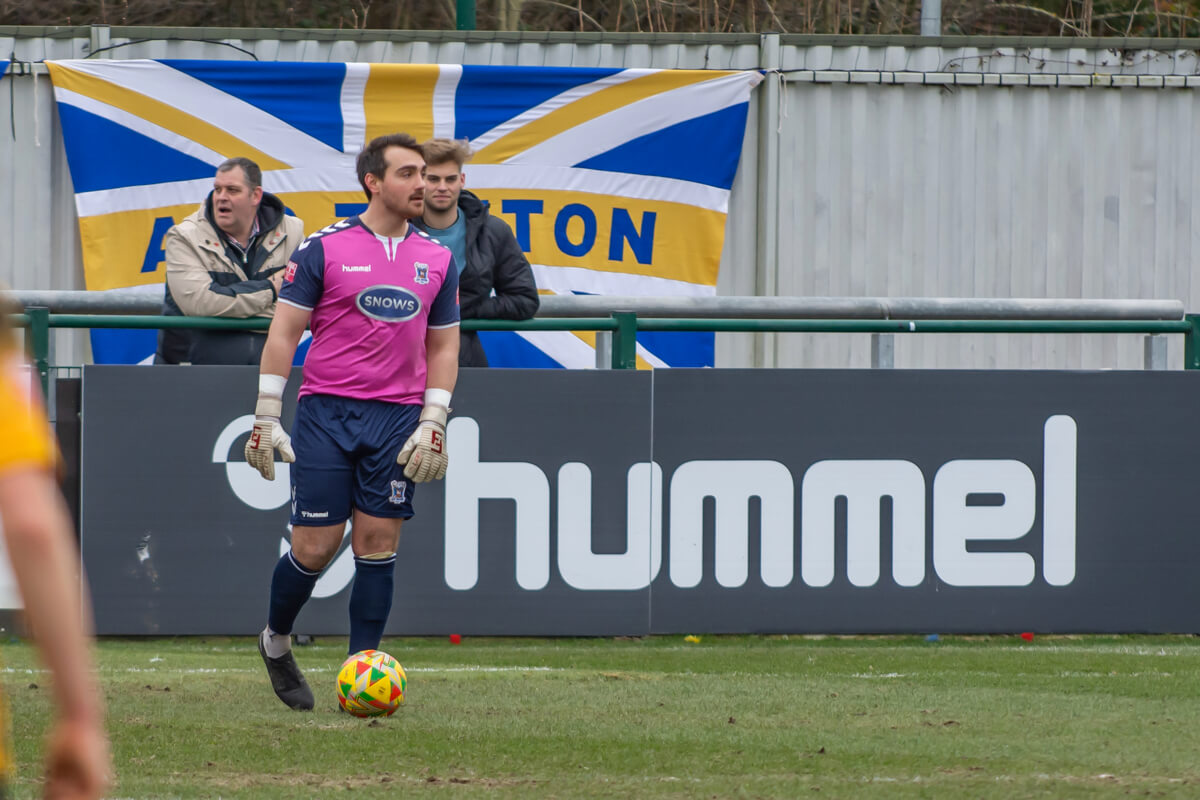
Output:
[414, 262, 429, 284]
[342, 264, 372, 272]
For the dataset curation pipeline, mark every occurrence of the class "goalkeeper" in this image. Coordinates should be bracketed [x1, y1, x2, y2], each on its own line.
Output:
[245, 133, 459, 711]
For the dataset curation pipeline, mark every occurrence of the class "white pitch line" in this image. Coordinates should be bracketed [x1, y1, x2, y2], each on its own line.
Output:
[3, 665, 560, 676]
[643, 644, 1200, 656]
[851, 672, 907, 679]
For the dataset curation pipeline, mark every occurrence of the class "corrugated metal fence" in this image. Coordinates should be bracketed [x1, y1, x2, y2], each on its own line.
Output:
[2, 27, 1198, 369]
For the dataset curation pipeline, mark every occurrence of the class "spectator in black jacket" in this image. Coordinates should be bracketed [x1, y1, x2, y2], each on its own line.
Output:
[414, 139, 539, 367]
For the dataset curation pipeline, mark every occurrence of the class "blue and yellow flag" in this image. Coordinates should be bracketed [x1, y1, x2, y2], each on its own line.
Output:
[46, 60, 761, 366]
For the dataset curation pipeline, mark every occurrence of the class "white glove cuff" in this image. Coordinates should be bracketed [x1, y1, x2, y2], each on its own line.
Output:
[255, 396, 283, 418]
[418, 405, 448, 427]
[424, 388, 452, 409]
[256, 374, 287, 418]
[259, 374, 287, 397]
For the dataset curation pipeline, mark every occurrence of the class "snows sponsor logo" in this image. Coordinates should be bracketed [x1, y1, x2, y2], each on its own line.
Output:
[355, 285, 422, 322]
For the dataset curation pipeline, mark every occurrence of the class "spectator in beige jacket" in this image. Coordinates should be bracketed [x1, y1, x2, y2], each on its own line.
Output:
[154, 158, 306, 364]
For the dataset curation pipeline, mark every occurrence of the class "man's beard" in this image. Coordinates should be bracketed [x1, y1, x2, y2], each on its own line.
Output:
[381, 192, 421, 220]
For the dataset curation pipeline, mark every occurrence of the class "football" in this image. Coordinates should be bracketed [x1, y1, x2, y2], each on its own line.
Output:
[336, 649, 407, 717]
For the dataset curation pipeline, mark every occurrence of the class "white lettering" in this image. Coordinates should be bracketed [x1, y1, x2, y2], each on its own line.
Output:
[557, 462, 662, 590]
[441, 415, 1078, 592]
[933, 460, 1036, 587]
[801, 460, 926, 588]
[1042, 414, 1077, 585]
[363, 296, 416, 310]
[445, 418, 550, 591]
[669, 460, 795, 589]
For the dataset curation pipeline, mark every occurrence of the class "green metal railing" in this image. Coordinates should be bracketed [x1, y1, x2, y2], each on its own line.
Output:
[14, 310, 1200, 400]
[456, 0, 476, 29]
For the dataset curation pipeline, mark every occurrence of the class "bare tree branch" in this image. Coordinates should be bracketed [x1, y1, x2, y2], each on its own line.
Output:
[960, 1, 1088, 33]
[522, 0, 606, 28]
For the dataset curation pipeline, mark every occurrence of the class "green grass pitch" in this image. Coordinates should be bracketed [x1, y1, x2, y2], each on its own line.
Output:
[6, 634, 1200, 798]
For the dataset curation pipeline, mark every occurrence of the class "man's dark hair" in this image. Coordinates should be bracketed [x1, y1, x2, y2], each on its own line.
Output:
[356, 133, 423, 202]
[217, 157, 262, 191]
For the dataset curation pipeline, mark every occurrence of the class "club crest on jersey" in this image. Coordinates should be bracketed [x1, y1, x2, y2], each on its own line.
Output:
[389, 480, 408, 504]
[413, 262, 429, 284]
[355, 285, 422, 322]
[284, 261, 298, 282]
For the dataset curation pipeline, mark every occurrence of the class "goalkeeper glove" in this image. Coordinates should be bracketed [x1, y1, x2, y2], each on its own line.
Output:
[396, 391, 450, 483]
[244, 375, 295, 481]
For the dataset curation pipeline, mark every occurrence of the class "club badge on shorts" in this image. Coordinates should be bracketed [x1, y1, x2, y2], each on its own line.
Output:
[389, 479, 408, 504]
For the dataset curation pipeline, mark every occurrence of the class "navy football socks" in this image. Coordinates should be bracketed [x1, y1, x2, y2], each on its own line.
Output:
[347, 555, 397, 655]
[267, 550, 322, 639]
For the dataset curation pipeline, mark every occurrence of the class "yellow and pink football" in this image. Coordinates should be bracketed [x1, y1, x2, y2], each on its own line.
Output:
[336, 649, 407, 717]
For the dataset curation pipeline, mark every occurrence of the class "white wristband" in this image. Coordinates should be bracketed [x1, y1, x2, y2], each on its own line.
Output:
[259, 373, 287, 398]
[424, 388, 452, 409]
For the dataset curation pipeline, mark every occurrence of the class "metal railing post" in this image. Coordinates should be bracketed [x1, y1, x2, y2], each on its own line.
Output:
[611, 312, 638, 370]
[594, 331, 612, 369]
[1143, 334, 1167, 370]
[1186, 315, 1200, 369]
[871, 333, 895, 369]
[754, 33, 782, 369]
[26, 306, 50, 400]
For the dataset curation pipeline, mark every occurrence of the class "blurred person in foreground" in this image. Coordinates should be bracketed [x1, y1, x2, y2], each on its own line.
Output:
[243, 134, 459, 710]
[155, 157, 306, 365]
[414, 138, 538, 367]
[0, 297, 111, 799]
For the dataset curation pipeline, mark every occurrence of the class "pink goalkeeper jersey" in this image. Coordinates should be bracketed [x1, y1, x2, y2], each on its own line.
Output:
[278, 217, 460, 405]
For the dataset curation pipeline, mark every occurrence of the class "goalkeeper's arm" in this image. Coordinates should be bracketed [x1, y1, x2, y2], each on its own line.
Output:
[244, 303, 310, 480]
[396, 325, 459, 482]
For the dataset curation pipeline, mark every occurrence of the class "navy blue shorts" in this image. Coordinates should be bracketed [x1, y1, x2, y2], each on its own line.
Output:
[290, 394, 421, 526]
